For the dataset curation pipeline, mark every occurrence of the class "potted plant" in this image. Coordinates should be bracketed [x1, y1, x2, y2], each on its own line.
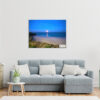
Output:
[13, 69, 20, 83]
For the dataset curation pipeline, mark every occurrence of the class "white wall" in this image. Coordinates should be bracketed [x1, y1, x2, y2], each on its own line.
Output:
[0, 0, 2, 54]
[0, 0, 100, 87]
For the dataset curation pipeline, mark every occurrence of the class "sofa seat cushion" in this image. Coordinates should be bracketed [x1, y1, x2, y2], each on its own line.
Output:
[64, 75, 92, 86]
[20, 74, 64, 85]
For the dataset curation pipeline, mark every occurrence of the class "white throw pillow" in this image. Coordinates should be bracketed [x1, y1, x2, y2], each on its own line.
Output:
[39, 64, 56, 75]
[61, 64, 80, 75]
[15, 64, 30, 76]
[76, 67, 87, 75]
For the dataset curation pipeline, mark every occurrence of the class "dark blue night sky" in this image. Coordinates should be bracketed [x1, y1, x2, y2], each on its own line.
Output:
[29, 20, 66, 33]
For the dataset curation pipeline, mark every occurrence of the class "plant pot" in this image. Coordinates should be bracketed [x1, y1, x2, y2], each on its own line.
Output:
[13, 77, 20, 83]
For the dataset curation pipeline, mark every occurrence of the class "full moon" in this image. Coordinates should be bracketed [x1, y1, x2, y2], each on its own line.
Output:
[46, 30, 48, 32]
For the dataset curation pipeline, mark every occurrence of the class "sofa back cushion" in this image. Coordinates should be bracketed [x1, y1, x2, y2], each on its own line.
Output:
[63, 60, 85, 68]
[18, 60, 40, 74]
[18, 60, 85, 75]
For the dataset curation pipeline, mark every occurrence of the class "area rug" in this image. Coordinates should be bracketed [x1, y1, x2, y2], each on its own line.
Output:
[0, 96, 99, 100]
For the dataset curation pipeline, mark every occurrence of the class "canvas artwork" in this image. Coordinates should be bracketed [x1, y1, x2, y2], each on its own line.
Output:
[29, 20, 66, 48]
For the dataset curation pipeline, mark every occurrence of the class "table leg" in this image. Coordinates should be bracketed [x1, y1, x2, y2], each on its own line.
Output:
[8, 84, 10, 96]
[17, 91, 19, 95]
[10, 85, 13, 95]
[20, 84, 24, 96]
[22, 84, 25, 92]
[8, 84, 12, 96]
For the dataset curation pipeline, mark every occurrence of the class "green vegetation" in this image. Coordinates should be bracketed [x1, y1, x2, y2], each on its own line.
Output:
[13, 69, 20, 78]
[29, 41, 59, 48]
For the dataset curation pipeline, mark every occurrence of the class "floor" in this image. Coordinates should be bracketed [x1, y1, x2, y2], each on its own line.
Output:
[0, 88, 100, 98]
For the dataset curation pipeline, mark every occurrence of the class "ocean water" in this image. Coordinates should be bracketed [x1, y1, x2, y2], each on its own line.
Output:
[35, 32, 66, 38]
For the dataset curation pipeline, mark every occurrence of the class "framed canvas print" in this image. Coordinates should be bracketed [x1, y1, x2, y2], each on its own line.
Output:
[29, 20, 66, 48]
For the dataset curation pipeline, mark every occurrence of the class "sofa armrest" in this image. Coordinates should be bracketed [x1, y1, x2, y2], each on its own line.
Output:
[10, 70, 14, 82]
[86, 70, 93, 78]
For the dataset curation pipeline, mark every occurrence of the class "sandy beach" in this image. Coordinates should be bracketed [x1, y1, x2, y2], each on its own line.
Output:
[32, 36, 66, 45]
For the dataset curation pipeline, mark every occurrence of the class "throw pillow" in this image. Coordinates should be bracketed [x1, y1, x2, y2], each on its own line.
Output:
[61, 64, 80, 75]
[76, 67, 87, 75]
[15, 64, 30, 76]
[39, 64, 56, 75]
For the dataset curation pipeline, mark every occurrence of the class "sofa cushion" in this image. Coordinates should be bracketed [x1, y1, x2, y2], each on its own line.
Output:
[18, 60, 40, 67]
[56, 67, 63, 74]
[18, 60, 85, 74]
[20, 75, 64, 85]
[40, 75, 64, 84]
[64, 60, 85, 68]
[29, 67, 39, 74]
[64, 75, 92, 85]
[54, 60, 63, 67]
[40, 60, 54, 65]
[28, 60, 40, 67]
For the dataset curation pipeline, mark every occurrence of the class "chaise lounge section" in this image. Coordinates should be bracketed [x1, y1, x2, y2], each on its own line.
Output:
[10, 60, 93, 93]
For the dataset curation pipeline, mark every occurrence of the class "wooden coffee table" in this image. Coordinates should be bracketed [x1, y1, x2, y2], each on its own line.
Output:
[8, 82, 25, 96]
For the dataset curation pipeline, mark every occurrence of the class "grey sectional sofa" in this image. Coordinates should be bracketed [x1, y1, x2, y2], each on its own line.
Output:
[10, 60, 93, 93]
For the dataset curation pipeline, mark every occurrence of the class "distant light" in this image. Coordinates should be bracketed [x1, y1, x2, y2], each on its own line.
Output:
[46, 30, 48, 32]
